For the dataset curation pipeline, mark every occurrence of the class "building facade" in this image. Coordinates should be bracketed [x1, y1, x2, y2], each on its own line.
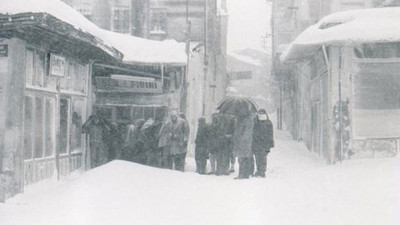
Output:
[0, 11, 122, 201]
[272, 2, 400, 163]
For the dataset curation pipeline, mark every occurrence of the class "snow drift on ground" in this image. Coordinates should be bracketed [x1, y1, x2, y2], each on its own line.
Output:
[1, 0, 187, 64]
[0, 131, 399, 225]
[282, 7, 400, 61]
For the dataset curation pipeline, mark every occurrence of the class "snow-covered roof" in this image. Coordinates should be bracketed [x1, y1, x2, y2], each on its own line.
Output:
[281, 7, 400, 61]
[0, 0, 120, 58]
[100, 30, 187, 65]
[1, 0, 187, 65]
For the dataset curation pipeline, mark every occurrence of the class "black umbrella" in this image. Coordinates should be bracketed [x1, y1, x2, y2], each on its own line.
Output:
[216, 96, 258, 117]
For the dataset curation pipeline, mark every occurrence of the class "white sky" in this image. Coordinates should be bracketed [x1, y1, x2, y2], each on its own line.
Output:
[227, 0, 271, 53]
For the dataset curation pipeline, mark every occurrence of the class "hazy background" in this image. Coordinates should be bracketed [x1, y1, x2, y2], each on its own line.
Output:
[227, 0, 271, 53]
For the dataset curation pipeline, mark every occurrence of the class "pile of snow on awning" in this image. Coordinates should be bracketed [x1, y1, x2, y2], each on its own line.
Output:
[281, 7, 400, 61]
[1, 0, 187, 65]
[100, 30, 187, 65]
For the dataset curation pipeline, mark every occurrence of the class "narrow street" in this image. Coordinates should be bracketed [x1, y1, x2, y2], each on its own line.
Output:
[1, 130, 398, 225]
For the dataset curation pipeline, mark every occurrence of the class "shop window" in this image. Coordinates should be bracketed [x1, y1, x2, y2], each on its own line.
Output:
[44, 98, 55, 157]
[34, 96, 44, 158]
[77, 64, 87, 93]
[25, 49, 46, 87]
[131, 107, 144, 122]
[95, 106, 113, 120]
[35, 51, 46, 87]
[354, 43, 400, 59]
[71, 99, 85, 153]
[112, 6, 131, 34]
[24, 96, 33, 160]
[150, 8, 167, 33]
[60, 98, 69, 155]
[144, 107, 155, 119]
[116, 106, 131, 122]
[60, 60, 87, 93]
[353, 60, 400, 138]
[25, 49, 34, 85]
[155, 107, 168, 121]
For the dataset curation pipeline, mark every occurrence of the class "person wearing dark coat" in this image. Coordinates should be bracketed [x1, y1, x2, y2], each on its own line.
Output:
[209, 113, 231, 176]
[82, 115, 112, 168]
[252, 109, 274, 178]
[195, 117, 210, 174]
[125, 119, 147, 164]
[233, 113, 255, 179]
[108, 122, 124, 161]
[143, 118, 163, 168]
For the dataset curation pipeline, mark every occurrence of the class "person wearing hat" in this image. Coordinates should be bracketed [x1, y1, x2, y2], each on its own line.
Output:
[159, 111, 188, 171]
[252, 109, 274, 177]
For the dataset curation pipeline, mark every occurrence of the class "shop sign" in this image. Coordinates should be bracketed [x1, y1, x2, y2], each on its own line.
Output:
[0, 45, 8, 57]
[49, 54, 66, 77]
[96, 76, 163, 94]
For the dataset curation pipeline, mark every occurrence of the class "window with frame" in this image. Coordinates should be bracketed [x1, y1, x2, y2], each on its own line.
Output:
[352, 60, 400, 138]
[25, 49, 46, 87]
[150, 8, 167, 33]
[112, 6, 131, 34]
[71, 98, 85, 153]
[354, 43, 400, 59]
[44, 98, 55, 157]
[24, 95, 55, 160]
[34, 96, 44, 158]
[60, 98, 69, 155]
[24, 96, 33, 160]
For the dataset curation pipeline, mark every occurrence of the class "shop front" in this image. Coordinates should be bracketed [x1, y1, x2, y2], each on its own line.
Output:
[92, 64, 186, 126]
[0, 12, 121, 200]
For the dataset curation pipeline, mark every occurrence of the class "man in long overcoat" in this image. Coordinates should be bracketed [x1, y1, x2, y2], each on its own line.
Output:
[82, 115, 111, 168]
[233, 113, 255, 179]
[194, 117, 210, 174]
[159, 111, 189, 171]
[252, 109, 274, 177]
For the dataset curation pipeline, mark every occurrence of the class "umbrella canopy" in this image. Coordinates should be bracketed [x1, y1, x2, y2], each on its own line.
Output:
[217, 96, 258, 117]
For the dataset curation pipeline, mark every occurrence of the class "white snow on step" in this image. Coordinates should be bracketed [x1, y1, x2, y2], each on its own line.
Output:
[0, 131, 399, 225]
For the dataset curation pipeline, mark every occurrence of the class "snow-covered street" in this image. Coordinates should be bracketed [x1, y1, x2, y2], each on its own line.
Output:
[0, 131, 399, 225]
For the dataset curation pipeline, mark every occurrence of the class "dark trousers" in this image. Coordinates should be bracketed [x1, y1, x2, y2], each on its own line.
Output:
[166, 153, 187, 172]
[216, 149, 230, 175]
[147, 148, 163, 168]
[238, 157, 253, 178]
[195, 154, 208, 174]
[254, 151, 268, 176]
[195, 147, 208, 174]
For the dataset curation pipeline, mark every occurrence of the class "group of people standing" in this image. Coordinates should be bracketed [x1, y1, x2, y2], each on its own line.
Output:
[195, 109, 274, 179]
[82, 111, 190, 171]
[83, 107, 274, 180]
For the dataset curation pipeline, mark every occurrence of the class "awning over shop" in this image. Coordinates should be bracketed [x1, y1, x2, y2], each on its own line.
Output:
[281, 7, 400, 62]
[1, 0, 187, 65]
[0, 0, 122, 60]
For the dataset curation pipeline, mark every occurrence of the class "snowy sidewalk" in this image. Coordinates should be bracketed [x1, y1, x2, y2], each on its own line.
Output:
[0, 131, 399, 225]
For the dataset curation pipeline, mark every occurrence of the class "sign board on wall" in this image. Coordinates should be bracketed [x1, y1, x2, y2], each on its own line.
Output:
[49, 54, 66, 77]
[96, 76, 163, 94]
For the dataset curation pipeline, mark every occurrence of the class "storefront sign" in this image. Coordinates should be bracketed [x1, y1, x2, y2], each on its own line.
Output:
[96, 76, 163, 93]
[49, 54, 66, 77]
[0, 45, 8, 57]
